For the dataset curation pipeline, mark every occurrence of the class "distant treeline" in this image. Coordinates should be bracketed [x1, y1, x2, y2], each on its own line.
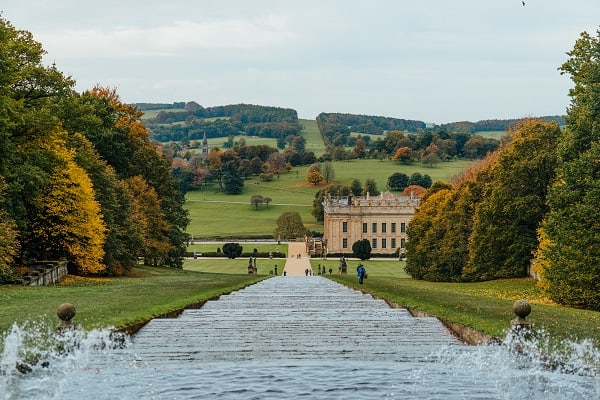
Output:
[439, 116, 565, 134]
[141, 102, 301, 142]
[316, 112, 426, 146]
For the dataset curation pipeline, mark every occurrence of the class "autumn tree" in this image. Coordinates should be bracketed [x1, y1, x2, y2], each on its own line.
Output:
[205, 148, 225, 189]
[274, 211, 306, 240]
[401, 185, 427, 197]
[29, 133, 106, 274]
[464, 119, 560, 281]
[405, 155, 496, 281]
[0, 178, 18, 283]
[306, 164, 324, 185]
[393, 147, 414, 163]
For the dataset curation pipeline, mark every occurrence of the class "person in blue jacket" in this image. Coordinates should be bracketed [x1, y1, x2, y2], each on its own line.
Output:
[357, 263, 366, 284]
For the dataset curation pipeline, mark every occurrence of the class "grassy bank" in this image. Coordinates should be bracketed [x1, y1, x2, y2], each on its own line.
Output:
[327, 274, 600, 346]
[0, 266, 266, 336]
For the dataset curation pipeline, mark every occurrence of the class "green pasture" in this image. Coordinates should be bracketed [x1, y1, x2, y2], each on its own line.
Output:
[185, 172, 318, 238]
[185, 158, 472, 238]
[474, 130, 507, 140]
[299, 119, 327, 156]
[0, 266, 265, 335]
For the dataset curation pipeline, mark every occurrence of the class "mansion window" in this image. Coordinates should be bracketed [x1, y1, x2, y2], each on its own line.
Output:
[372, 238, 377, 249]
[401, 222, 406, 233]
[382, 223, 387, 233]
[342, 221, 348, 233]
[372, 223, 377, 233]
[363, 223, 368, 233]
[391, 238, 396, 248]
[391, 223, 396, 233]
[382, 238, 387, 249]
[343, 238, 348, 248]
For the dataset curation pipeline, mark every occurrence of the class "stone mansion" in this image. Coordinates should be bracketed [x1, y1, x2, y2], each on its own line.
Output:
[322, 191, 421, 255]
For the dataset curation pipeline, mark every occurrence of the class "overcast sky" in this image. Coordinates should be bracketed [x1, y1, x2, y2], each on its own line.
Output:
[2, 1, 599, 123]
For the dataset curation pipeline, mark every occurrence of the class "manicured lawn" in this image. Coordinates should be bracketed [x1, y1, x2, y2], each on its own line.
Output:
[328, 274, 600, 346]
[187, 242, 288, 255]
[310, 258, 409, 278]
[0, 266, 266, 336]
[184, 258, 281, 275]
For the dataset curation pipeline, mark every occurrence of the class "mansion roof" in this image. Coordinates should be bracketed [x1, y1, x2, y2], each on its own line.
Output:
[323, 191, 420, 214]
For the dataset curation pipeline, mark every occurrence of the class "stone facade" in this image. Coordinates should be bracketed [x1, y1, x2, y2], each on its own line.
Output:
[322, 191, 420, 255]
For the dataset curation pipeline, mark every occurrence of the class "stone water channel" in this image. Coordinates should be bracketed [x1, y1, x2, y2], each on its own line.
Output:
[3, 276, 599, 399]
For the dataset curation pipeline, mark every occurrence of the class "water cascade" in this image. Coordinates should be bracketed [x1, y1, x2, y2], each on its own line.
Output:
[1, 277, 598, 399]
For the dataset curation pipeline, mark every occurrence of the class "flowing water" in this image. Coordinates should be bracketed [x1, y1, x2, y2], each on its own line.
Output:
[1, 277, 598, 399]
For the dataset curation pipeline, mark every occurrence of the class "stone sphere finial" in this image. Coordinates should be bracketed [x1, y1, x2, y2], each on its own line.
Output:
[511, 299, 531, 327]
[57, 303, 76, 321]
[513, 299, 531, 319]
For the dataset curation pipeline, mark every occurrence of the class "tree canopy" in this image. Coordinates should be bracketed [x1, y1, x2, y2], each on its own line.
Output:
[0, 16, 188, 279]
[534, 31, 600, 310]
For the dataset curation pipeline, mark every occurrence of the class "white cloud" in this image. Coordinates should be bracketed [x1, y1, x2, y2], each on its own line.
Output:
[40, 15, 298, 58]
[2, 0, 599, 122]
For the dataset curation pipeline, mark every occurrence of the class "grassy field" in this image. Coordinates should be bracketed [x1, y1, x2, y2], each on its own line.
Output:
[185, 159, 473, 239]
[310, 258, 410, 278]
[474, 130, 507, 139]
[187, 242, 288, 255]
[0, 266, 266, 335]
[299, 119, 327, 156]
[328, 274, 600, 346]
[185, 258, 281, 274]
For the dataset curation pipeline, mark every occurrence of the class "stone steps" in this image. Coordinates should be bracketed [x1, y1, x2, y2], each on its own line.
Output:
[132, 276, 461, 365]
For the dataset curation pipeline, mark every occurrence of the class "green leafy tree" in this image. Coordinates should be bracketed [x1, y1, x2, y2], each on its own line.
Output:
[408, 172, 432, 189]
[222, 242, 243, 259]
[535, 31, 600, 309]
[364, 178, 380, 196]
[352, 239, 372, 260]
[274, 211, 306, 240]
[350, 178, 363, 196]
[222, 160, 244, 194]
[321, 161, 335, 183]
[465, 119, 560, 281]
[0, 178, 18, 283]
[311, 184, 351, 222]
[251, 195, 264, 208]
[387, 172, 409, 192]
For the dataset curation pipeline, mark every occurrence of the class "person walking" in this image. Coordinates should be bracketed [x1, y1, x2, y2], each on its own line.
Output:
[357, 263, 366, 284]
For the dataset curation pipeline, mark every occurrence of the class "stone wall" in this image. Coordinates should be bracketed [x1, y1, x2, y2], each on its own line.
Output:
[21, 261, 68, 286]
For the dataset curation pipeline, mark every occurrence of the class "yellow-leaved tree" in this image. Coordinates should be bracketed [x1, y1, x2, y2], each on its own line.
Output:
[30, 130, 106, 274]
[124, 175, 173, 266]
